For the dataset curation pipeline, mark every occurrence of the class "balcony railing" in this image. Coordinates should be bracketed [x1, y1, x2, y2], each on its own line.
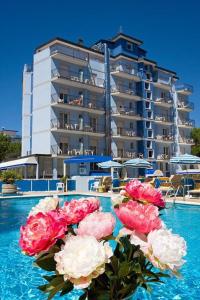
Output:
[154, 98, 173, 105]
[111, 85, 139, 97]
[51, 118, 104, 134]
[112, 128, 140, 138]
[178, 119, 195, 127]
[176, 83, 193, 94]
[111, 64, 139, 76]
[51, 68, 105, 89]
[51, 145, 104, 156]
[111, 107, 141, 118]
[177, 101, 194, 110]
[155, 135, 174, 141]
[157, 154, 170, 160]
[154, 115, 173, 123]
[179, 137, 194, 144]
[112, 151, 143, 159]
[51, 45, 89, 62]
[51, 93, 105, 111]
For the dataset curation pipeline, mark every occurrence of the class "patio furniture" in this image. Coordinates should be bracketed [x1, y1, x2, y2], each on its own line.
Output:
[56, 182, 64, 192]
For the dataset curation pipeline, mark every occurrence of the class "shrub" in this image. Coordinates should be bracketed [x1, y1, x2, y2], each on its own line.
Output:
[0, 170, 21, 184]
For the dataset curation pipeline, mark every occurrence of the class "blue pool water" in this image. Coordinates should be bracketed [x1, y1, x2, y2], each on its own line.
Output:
[0, 195, 200, 300]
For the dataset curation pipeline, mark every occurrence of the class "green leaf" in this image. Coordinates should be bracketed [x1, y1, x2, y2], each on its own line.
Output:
[35, 252, 56, 271]
[118, 261, 130, 278]
[60, 281, 73, 296]
[47, 282, 66, 300]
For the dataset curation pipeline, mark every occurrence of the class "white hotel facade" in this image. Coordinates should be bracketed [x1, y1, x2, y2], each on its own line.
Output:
[22, 33, 194, 178]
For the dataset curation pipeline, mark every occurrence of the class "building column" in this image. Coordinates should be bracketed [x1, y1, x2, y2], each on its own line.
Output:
[52, 158, 58, 179]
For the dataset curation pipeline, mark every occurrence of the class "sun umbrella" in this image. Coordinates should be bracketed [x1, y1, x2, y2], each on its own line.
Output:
[97, 160, 122, 169]
[123, 158, 152, 169]
[170, 153, 200, 165]
[153, 170, 164, 177]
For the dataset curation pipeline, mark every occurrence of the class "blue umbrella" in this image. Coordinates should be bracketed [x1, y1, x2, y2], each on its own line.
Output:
[98, 160, 122, 169]
[170, 153, 200, 164]
[123, 158, 152, 169]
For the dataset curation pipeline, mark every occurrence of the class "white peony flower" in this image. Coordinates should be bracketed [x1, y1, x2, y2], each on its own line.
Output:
[146, 229, 187, 271]
[28, 196, 59, 216]
[129, 229, 187, 272]
[54, 235, 113, 289]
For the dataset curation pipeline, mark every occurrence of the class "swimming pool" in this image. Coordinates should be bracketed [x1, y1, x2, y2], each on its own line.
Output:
[0, 195, 200, 300]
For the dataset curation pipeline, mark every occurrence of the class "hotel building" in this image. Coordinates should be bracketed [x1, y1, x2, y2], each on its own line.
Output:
[22, 33, 194, 178]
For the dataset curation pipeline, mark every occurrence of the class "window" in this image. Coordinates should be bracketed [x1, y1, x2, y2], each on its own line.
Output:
[59, 113, 68, 127]
[146, 141, 152, 148]
[128, 82, 133, 90]
[148, 150, 154, 158]
[146, 121, 151, 129]
[60, 93, 68, 103]
[147, 130, 153, 138]
[163, 147, 169, 155]
[90, 117, 97, 130]
[163, 128, 168, 136]
[146, 91, 152, 100]
[130, 142, 134, 149]
[129, 102, 133, 109]
[145, 101, 151, 109]
[145, 82, 150, 90]
[126, 42, 133, 51]
[146, 73, 151, 80]
[130, 122, 134, 129]
[161, 92, 166, 98]
[59, 143, 68, 154]
[147, 111, 153, 119]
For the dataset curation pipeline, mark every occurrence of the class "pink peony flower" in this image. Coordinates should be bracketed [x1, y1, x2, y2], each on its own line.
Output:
[77, 212, 116, 240]
[19, 212, 67, 256]
[125, 180, 165, 208]
[114, 200, 162, 234]
[62, 197, 100, 225]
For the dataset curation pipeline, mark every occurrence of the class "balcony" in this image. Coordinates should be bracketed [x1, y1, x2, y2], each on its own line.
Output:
[112, 150, 143, 159]
[154, 98, 173, 108]
[111, 85, 141, 101]
[51, 93, 105, 115]
[178, 119, 195, 128]
[110, 64, 140, 82]
[154, 115, 173, 125]
[176, 83, 193, 95]
[157, 154, 170, 161]
[51, 145, 101, 157]
[51, 45, 89, 66]
[153, 75, 171, 91]
[178, 137, 194, 145]
[111, 107, 142, 120]
[155, 135, 174, 143]
[51, 119, 105, 137]
[112, 128, 141, 140]
[177, 101, 194, 112]
[51, 68, 104, 93]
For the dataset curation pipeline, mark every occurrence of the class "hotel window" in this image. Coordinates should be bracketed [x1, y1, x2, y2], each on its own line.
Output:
[146, 141, 152, 148]
[161, 91, 166, 98]
[148, 150, 154, 158]
[146, 91, 152, 100]
[130, 142, 134, 149]
[59, 93, 68, 103]
[147, 130, 153, 138]
[145, 82, 150, 90]
[145, 101, 151, 109]
[130, 122, 134, 129]
[146, 73, 151, 80]
[146, 121, 151, 129]
[129, 102, 133, 110]
[163, 128, 168, 136]
[126, 42, 133, 51]
[164, 147, 169, 156]
[59, 143, 68, 154]
[59, 113, 68, 127]
[147, 111, 153, 119]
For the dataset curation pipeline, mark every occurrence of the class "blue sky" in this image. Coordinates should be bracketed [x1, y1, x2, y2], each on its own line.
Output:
[0, 0, 199, 132]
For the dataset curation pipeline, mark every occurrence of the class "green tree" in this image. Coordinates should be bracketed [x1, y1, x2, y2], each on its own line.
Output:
[191, 128, 200, 156]
[0, 134, 11, 162]
[7, 142, 21, 160]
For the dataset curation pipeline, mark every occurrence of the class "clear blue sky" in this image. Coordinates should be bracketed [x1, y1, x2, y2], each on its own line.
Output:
[0, 0, 199, 132]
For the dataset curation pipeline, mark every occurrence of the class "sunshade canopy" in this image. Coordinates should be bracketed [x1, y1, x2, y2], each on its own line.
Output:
[98, 160, 122, 169]
[176, 169, 200, 175]
[64, 155, 112, 164]
[0, 157, 38, 170]
[123, 158, 152, 169]
[170, 153, 200, 164]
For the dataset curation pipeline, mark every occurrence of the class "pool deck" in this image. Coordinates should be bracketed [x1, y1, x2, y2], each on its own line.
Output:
[1, 190, 200, 205]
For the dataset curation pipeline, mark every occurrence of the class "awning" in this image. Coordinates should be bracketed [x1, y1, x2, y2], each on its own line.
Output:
[64, 155, 112, 164]
[170, 153, 200, 164]
[0, 157, 38, 170]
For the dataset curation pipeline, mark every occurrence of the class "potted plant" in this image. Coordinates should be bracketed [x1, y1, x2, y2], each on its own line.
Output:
[1, 170, 21, 194]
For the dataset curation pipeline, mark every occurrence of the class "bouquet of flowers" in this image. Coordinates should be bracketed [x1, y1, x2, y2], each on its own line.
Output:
[19, 180, 186, 300]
